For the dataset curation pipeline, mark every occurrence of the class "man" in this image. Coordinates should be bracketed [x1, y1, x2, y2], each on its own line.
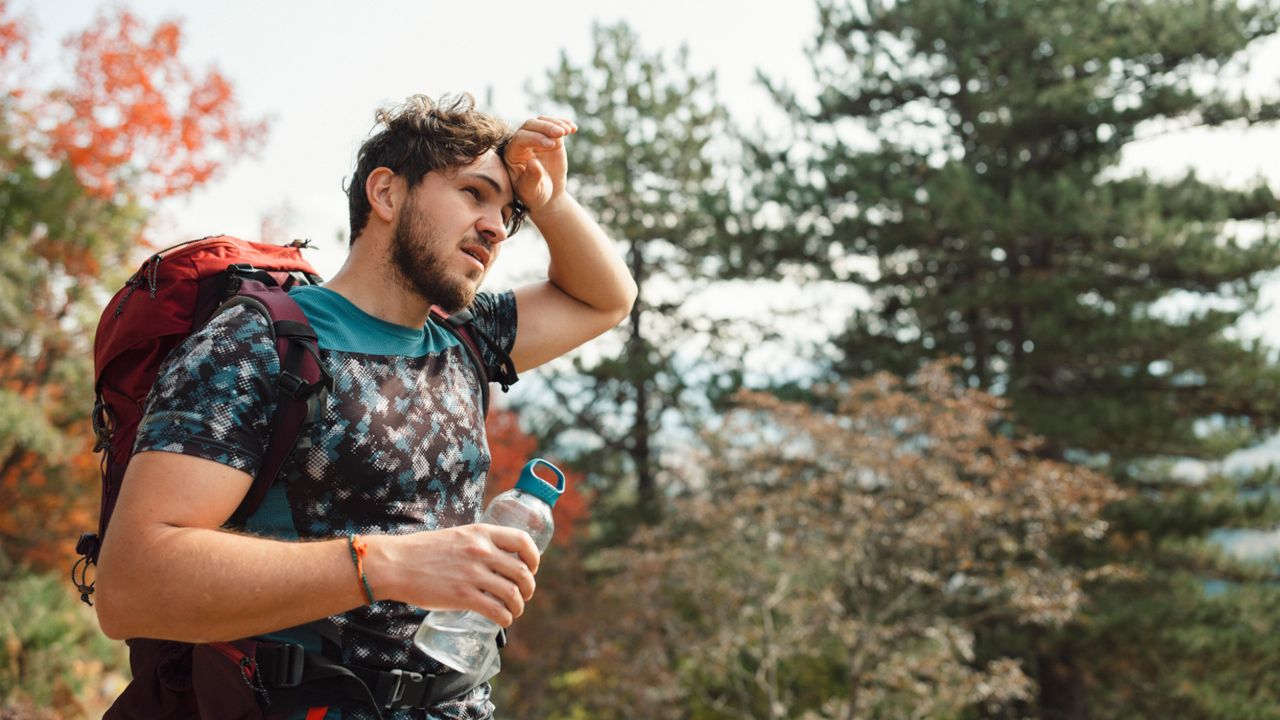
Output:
[93, 94, 637, 719]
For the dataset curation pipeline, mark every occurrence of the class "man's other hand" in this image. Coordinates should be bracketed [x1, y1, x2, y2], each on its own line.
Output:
[367, 525, 541, 627]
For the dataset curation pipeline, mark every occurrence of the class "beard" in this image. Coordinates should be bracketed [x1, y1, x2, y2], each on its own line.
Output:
[389, 197, 477, 313]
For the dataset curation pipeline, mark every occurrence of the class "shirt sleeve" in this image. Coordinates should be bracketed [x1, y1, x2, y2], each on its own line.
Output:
[133, 305, 280, 477]
[467, 290, 518, 379]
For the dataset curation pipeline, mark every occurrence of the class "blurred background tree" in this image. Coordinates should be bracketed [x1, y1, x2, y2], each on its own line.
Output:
[518, 21, 735, 531]
[0, 1, 264, 571]
[718, 0, 1280, 716]
[561, 362, 1120, 719]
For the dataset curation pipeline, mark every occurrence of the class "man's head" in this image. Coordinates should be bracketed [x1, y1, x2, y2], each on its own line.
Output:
[346, 93, 527, 244]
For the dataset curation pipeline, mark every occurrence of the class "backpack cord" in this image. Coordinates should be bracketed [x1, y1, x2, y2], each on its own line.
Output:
[436, 308, 519, 391]
[464, 321, 518, 391]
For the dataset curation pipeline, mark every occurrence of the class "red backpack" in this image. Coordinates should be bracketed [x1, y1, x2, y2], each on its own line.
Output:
[75, 235, 518, 717]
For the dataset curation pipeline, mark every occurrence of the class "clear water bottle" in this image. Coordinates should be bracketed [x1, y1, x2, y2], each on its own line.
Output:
[413, 458, 566, 674]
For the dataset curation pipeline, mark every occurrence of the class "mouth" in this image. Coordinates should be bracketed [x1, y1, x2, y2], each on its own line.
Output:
[460, 243, 490, 271]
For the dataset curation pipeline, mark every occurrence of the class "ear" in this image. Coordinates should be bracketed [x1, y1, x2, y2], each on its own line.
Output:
[366, 167, 403, 224]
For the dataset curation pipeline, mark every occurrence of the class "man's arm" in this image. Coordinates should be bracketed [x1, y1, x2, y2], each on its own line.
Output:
[95, 451, 539, 643]
[505, 116, 638, 372]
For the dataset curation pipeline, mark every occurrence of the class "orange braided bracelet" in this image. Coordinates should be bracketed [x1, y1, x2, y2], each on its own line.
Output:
[347, 533, 375, 604]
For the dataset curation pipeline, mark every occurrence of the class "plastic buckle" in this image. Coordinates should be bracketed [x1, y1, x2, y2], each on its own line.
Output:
[278, 371, 307, 399]
[226, 263, 275, 288]
[266, 643, 305, 689]
[75, 533, 100, 558]
[376, 668, 427, 709]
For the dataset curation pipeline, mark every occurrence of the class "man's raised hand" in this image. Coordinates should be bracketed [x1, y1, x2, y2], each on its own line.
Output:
[504, 115, 577, 213]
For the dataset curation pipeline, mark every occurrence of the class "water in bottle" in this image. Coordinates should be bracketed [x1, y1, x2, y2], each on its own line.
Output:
[413, 458, 565, 674]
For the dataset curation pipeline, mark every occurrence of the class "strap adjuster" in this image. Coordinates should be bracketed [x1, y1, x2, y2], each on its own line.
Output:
[256, 642, 305, 689]
[375, 668, 429, 709]
[278, 371, 310, 399]
[268, 643, 305, 688]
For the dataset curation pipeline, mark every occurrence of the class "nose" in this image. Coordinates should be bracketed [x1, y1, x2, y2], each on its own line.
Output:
[476, 209, 508, 244]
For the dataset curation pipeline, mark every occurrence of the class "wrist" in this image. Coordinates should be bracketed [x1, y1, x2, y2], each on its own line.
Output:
[356, 533, 397, 604]
[528, 193, 575, 224]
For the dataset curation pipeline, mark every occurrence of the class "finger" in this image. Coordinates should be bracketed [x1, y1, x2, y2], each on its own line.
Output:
[504, 131, 550, 160]
[475, 571, 526, 619]
[485, 538, 535, 582]
[469, 587, 516, 627]
[519, 118, 570, 139]
[494, 555, 537, 601]
[489, 527, 541, 574]
[509, 156, 545, 196]
[505, 130, 556, 160]
[536, 115, 577, 135]
[497, 574, 527, 618]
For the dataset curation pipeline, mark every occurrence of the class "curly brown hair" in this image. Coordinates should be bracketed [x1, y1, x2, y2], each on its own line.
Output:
[345, 93, 527, 243]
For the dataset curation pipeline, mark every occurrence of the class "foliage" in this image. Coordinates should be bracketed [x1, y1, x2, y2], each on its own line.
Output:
[0, 558, 128, 719]
[733, 0, 1280, 463]
[48, 8, 267, 201]
[1045, 571, 1280, 720]
[727, 1, 1280, 716]
[0, 2, 266, 571]
[558, 361, 1118, 719]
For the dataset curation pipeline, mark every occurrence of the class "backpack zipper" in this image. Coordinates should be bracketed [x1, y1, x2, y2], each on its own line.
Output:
[209, 641, 272, 705]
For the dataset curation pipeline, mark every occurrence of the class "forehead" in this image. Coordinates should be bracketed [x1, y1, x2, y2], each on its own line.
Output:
[448, 150, 512, 201]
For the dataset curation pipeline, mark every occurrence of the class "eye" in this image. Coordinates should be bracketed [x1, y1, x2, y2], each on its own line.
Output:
[463, 187, 481, 200]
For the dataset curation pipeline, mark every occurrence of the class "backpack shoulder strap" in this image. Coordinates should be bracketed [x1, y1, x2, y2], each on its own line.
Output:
[429, 306, 518, 417]
[217, 279, 331, 527]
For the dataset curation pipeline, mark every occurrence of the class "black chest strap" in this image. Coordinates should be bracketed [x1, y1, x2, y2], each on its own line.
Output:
[251, 627, 506, 714]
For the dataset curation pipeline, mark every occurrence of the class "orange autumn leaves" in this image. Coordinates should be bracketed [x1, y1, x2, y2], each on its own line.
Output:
[485, 408, 589, 545]
[47, 9, 266, 200]
[0, 1, 264, 201]
[0, 1, 24, 69]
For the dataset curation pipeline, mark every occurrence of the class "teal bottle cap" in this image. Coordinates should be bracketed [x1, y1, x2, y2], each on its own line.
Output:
[516, 459, 566, 507]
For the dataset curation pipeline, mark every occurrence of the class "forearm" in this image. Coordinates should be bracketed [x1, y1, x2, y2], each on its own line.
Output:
[96, 518, 539, 643]
[531, 194, 637, 316]
[96, 525, 366, 643]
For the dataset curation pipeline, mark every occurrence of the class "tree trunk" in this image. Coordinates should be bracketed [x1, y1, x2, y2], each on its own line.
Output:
[1037, 647, 1088, 720]
[627, 239, 658, 523]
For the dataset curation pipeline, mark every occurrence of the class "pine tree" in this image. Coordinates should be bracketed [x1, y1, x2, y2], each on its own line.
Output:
[521, 22, 732, 527]
[730, 0, 1280, 716]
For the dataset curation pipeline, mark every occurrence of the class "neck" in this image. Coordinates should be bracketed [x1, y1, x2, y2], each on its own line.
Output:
[323, 234, 434, 329]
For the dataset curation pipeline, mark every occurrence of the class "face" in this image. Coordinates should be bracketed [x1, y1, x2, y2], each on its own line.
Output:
[389, 151, 515, 312]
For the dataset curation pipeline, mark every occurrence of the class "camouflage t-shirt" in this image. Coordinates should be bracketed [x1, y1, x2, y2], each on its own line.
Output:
[133, 285, 518, 720]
